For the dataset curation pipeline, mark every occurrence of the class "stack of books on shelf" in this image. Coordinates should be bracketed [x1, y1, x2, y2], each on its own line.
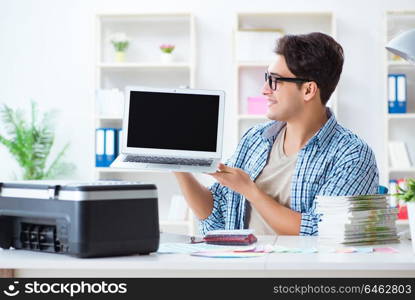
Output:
[316, 195, 399, 245]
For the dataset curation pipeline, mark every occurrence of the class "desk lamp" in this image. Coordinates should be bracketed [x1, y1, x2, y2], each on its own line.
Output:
[386, 29, 415, 64]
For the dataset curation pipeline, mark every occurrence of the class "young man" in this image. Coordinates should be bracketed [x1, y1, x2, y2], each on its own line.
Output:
[174, 32, 379, 236]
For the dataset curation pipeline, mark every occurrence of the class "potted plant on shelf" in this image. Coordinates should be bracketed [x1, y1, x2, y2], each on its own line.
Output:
[159, 44, 175, 63]
[0, 101, 75, 180]
[110, 32, 130, 62]
[395, 178, 415, 253]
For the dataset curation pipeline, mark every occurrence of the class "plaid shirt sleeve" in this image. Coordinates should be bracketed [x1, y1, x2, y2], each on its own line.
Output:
[300, 140, 379, 235]
[199, 127, 257, 235]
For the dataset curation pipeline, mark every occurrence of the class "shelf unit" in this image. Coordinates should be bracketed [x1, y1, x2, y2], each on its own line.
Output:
[98, 62, 192, 69]
[396, 219, 409, 226]
[233, 12, 337, 140]
[94, 13, 197, 235]
[387, 113, 415, 120]
[384, 11, 415, 185]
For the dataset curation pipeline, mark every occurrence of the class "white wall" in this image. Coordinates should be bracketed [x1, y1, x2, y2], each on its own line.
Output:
[0, 0, 414, 185]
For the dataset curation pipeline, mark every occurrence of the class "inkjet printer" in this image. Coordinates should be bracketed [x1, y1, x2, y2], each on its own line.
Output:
[0, 181, 159, 258]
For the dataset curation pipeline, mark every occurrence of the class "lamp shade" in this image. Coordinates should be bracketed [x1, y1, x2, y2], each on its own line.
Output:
[386, 29, 415, 63]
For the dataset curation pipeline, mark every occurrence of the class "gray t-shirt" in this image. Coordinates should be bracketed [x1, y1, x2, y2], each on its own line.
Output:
[248, 127, 298, 235]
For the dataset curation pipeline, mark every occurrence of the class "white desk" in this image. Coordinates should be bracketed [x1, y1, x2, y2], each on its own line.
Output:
[265, 236, 415, 277]
[1, 235, 414, 278]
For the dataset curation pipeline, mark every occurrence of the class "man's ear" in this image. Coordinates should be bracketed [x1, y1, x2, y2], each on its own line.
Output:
[303, 82, 318, 102]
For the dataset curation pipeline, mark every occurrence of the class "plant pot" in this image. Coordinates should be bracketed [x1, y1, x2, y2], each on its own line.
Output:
[160, 52, 174, 63]
[115, 51, 125, 62]
[408, 202, 415, 253]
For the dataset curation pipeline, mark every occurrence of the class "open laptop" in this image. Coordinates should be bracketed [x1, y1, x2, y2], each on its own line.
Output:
[111, 86, 225, 173]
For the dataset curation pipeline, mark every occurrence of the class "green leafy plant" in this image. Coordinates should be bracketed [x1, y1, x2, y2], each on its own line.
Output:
[0, 101, 75, 180]
[160, 44, 175, 54]
[110, 32, 130, 52]
[394, 178, 415, 203]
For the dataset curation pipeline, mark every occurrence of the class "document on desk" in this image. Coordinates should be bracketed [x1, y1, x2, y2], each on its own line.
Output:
[157, 243, 256, 254]
[191, 251, 266, 258]
[158, 243, 398, 255]
[273, 246, 319, 254]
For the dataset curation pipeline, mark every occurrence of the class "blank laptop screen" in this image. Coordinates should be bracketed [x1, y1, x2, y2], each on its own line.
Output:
[127, 91, 220, 152]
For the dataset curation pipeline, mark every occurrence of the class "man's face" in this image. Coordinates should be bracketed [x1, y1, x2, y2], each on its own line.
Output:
[262, 55, 305, 122]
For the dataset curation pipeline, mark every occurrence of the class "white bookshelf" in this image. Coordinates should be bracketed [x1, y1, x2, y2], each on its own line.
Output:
[387, 113, 415, 120]
[96, 116, 123, 121]
[396, 219, 410, 226]
[387, 60, 413, 67]
[94, 13, 197, 235]
[384, 11, 415, 185]
[98, 62, 192, 69]
[233, 12, 337, 140]
[238, 114, 268, 121]
[384, 12, 415, 228]
[389, 167, 415, 173]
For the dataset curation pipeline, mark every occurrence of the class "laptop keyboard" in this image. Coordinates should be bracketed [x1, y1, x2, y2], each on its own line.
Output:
[124, 155, 213, 166]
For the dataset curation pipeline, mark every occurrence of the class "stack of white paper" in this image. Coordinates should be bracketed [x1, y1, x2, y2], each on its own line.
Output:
[316, 195, 399, 245]
[95, 88, 124, 118]
[388, 141, 412, 168]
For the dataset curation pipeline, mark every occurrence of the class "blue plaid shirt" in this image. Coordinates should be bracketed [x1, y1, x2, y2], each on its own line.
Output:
[200, 109, 379, 236]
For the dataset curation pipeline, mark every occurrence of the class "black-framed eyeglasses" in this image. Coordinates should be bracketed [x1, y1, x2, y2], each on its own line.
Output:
[265, 71, 312, 91]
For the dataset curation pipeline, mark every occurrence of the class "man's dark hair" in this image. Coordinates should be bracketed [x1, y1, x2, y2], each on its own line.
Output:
[275, 32, 344, 105]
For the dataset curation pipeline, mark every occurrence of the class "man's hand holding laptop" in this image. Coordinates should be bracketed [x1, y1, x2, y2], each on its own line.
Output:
[207, 163, 255, 197]
[173, 162, 258, 221]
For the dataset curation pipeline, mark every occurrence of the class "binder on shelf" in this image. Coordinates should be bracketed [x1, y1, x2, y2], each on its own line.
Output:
[396, 74, 407, 113]
[388, 74, 407, 114]
[388, 74, 396, 113]
[105, 128, 117, 166]
[95, 128, 105, 167]
[95, 128, 120, 167]
[388, 180, 398, 208]
[117, 129, 123, 156]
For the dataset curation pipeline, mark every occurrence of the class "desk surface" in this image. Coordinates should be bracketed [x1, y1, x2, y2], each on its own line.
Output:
[1, 235, 414, 277]
[267, 236, 415, 271]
